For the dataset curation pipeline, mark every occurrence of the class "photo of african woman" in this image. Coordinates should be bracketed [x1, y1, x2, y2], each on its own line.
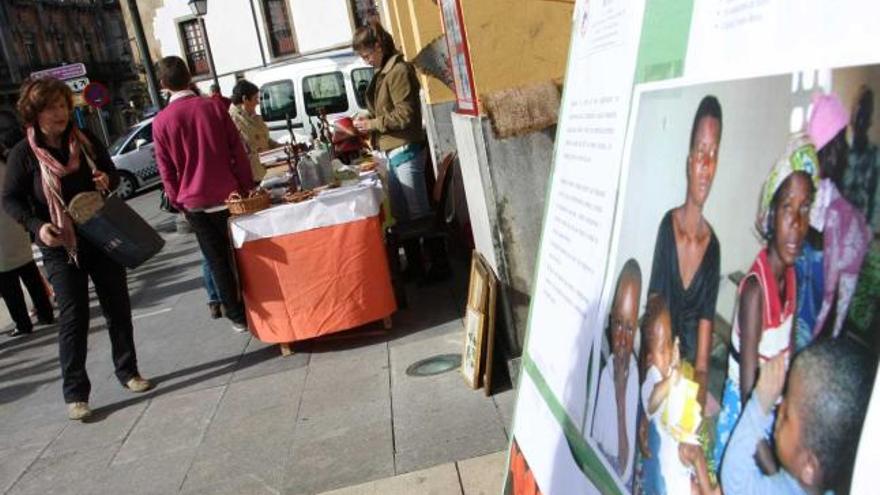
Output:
[584, 65, 879, 495]
[647, 95, 722, 409]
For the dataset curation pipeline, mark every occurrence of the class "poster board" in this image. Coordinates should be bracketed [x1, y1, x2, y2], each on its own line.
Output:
[507, 0, 880, 494]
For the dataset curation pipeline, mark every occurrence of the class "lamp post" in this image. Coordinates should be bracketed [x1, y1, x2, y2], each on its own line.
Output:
[124, 0, 163, 110]
[188, 0, 220, 91]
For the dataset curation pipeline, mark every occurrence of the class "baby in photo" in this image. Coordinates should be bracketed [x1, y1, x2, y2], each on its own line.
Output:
[639, 295, 717, 495]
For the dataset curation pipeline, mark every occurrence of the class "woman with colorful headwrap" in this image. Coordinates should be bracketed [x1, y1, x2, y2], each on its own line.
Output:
[714, 134, 819, 474]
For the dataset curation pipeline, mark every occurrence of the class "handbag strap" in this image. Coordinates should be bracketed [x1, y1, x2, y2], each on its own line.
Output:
[44, 145, 107, 217]
[80, 144, 115, 198]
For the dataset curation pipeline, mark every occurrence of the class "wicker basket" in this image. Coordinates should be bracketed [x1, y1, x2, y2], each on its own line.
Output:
[68, 191, 105, 223]
[226, 189, 271, 216]
[283, 189, 316, 204]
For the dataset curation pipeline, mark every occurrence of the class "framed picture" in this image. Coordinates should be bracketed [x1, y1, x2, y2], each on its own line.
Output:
[462, 251, 498, 391]
[462, 306, 485, 388]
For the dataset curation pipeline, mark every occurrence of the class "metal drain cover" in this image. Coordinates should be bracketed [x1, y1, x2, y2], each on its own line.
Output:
[406, 354, 461, 377]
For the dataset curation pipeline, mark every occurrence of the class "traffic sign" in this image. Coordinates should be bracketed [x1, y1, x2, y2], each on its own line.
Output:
[66, 77, 90, 93]
[83, 82, 109, 108]
[30, 63, 86, 81]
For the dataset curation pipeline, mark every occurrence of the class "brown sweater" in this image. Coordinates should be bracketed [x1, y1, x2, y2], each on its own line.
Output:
[366, 53, 426, 151]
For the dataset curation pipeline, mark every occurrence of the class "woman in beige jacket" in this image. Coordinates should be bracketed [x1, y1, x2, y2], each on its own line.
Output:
[229, 79, 280, 183]
[0, 125, 53, 337]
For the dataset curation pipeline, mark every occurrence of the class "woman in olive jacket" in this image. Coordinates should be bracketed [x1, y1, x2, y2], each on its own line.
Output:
[353, 21, 449, 281]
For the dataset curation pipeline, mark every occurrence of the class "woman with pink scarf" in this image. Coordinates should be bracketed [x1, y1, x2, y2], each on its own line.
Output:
[1, 78, 153, 420]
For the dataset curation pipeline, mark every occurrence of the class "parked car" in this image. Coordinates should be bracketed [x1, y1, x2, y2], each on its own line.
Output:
[108, 117, 161, 200]
[244, 50, 374, 143]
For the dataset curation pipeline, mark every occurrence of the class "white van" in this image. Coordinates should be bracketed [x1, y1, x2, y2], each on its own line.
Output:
[240, 50, 373, 143]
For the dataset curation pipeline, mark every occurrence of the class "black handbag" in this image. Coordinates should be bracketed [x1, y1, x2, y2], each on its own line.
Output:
[63, 150, 165, 269]
[159, 189, 178, 213]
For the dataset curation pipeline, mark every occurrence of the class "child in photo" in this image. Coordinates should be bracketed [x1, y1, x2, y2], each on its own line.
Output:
[721, 340, 876, 494]
[639, 295, 717, 495]
[714, 134, 819, 473]
[590, 259, 641, 487]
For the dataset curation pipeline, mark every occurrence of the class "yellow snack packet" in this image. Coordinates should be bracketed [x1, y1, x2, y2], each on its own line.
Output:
[661, 375, 702, 445]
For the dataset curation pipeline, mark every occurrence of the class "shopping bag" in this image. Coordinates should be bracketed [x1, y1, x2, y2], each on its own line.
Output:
[68, 191, 165, 269]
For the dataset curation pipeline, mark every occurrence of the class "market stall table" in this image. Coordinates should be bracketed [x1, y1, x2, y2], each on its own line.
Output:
[229, 175, 396, 354]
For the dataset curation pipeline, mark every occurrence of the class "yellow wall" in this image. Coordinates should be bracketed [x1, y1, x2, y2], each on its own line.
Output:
[385, 0, 456, 105]
[459, 0, 572, 110]
[383, 0, 572, 110]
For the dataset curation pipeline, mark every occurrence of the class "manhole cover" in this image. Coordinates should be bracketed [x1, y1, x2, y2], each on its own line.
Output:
[406, 354, 461, 377]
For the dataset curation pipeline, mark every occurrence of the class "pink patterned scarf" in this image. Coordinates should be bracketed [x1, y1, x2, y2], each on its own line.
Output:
[26, 126, 88, 262]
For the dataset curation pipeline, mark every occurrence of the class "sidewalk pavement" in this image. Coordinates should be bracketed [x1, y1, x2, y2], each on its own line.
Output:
[0, 188, 515, 495]
[317, 451, 507, 495]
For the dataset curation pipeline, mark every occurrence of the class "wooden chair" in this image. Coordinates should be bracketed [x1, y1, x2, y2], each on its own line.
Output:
[385, 152, 458, 308]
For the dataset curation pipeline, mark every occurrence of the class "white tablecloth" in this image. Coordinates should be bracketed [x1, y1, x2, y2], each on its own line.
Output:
[229, 175, 383, 249]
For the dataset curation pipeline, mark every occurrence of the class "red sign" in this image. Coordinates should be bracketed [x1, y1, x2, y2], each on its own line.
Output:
[83, 82, 109, 108]
[439, 0, 478, 115]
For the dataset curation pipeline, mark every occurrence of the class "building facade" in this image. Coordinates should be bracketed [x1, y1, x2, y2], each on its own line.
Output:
[0, 0, 139, 135]
[149, 0, 358, 95]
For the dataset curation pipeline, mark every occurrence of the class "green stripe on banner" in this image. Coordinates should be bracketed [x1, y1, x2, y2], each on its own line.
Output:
[635, 0, 695, 83]
[522, 355, 624, 495]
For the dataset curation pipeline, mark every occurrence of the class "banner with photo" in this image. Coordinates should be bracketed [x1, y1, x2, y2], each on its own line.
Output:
[506, 0, 880, 494]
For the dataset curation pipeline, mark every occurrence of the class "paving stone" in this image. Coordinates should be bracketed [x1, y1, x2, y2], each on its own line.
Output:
[0, 411, 65, 452]
[316, 462, 462, 495]
[6, 444, 116, 495]
[0, 445, 44, 494]
[283, 419, 394, 495]
[181, 474, 283, 495]
[298, 371, 388, 420]
[179, 370, 307, 493]
[458, 451, 507, 495]
[96, 446, 196, 495]
[390, 331, 509, 474]
[387, 318, 465, 349]
[491, 388, 517, 437]
[231, 339, 310, 383]
[112, 386, 223, 465]
[44, 400, 149, 456]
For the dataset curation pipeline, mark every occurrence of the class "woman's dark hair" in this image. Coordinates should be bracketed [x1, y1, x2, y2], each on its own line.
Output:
[816, 129, 848, 188]
[763, 171, 816, 242]
[17, 78, 73, 126]
[352, 19, 396, 61]
[689, 95, 723, 150]
[231, 80, 259, 105]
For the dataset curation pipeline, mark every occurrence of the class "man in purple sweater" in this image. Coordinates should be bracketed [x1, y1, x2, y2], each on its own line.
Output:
[152, 56, 253, 332]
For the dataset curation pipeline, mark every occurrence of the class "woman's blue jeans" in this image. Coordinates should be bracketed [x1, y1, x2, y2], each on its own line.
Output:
[386, 144, 432, 222]
[202, 258, 220, 304]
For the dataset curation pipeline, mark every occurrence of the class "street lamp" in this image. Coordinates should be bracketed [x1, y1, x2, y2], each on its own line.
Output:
[188, 0, 207, 16]
[187, 0, 220, 91]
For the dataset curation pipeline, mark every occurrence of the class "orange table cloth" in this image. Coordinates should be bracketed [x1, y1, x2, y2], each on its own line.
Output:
[235, 214, 396, 343]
